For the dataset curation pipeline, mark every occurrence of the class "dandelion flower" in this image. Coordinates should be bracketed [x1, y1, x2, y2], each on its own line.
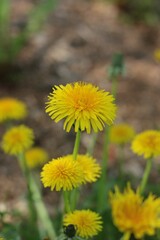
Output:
[154, 49, 160, 62]
[0, 97, 27, 123]
[110, 123, 135, 145]
[131, 130, 160, 159]
[75, 154, 101, 182]
[63, 209, 102, 238]
[110, 184, 160, 239]
[46, 82, 116, 134]
[25, 147, 49, 169]
[1, 125, 34, 156]
[41, 156, 85, 191]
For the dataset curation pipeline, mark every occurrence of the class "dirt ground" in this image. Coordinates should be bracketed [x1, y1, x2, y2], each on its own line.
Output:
[0, 0, 160, 214]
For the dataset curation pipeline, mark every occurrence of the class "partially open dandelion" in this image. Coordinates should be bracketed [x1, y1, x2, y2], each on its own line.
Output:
[131, 130, 160, 159]
[110, 184, 160, 239]
[63, 209, 102, 238]
[75, 154, 101, 183]
[46, 82, 116, 134]
[41, 156, 85, 191]
[110, 123, 135, 145]
[25, 147, 49, 169]
[1, 125, 34, 156]
[0, 97, 27, 123]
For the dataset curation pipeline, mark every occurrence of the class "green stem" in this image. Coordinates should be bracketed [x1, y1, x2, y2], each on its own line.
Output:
[63, 191, 71, 213]
[120, 232, 131, 240]
[70, 129, 81, 210]
[139, 158, 152, 195]
[18, 153, 56, 240]
[29, 175, 56, 240]
[97, 126, 110, 212]
[73, 129, 81, 160]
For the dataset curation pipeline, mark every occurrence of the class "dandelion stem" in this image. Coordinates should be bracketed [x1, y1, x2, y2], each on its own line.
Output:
[73, 129, 81, 160]
[63, 191, 71, 213]
[121, 232, 131, 240]
[97, 126, 110, 212]
[139, 158, 152, 195]
[18, 153, 56, 240]
[70, 129, 81, 210]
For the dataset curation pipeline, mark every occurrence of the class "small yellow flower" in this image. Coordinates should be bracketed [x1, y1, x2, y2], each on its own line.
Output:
[0, 97, 27, 123]
[41, 156, 85, 191]
[25, 147, 49, 169]
[1, 125, 34, 156]
[46, 82, 116, 134]
[63, 209, 103, 238]
[154, 49, 160, 62]
[76, 154, 101, 183]
[110, 184, 160, 239]
[131, 130, 160, 159]
[110, 123, 135, 145]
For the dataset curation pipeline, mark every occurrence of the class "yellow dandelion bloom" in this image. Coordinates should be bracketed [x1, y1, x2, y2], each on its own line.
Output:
[0, 97, 27, 123]
[25, 147, 49, 169]
[110, 123, 135, 145]
[75, 154, 101, 183]
[46, 82, 116, 134]
[1, 125, 34, 156]
[154, 49, 160, 62]
[63, 209, 102, 238]
[41, 156, 85, 191]
[110, 184, 160, 239]
[131, 130, 160, 159]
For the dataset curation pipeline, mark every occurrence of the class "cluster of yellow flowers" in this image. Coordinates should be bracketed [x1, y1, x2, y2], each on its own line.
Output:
[110, 184, 160, 240]
[1, 81, 160, 240]
[43, 82, 117, 238]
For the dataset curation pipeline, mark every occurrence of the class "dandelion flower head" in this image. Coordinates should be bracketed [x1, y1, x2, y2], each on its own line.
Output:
[110, 184, 160, 239]
[0, 97, 27, 123]
[75, 154, 101, 183]
[1, 125, 34, 156]
[110, 123, 135, 145]
[25, 147, 49, 169]
[41, 155, 85, 191]
[131, 130, 160, 159]
[63, 209, 102, 238]
[46, 82, 116, 134]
